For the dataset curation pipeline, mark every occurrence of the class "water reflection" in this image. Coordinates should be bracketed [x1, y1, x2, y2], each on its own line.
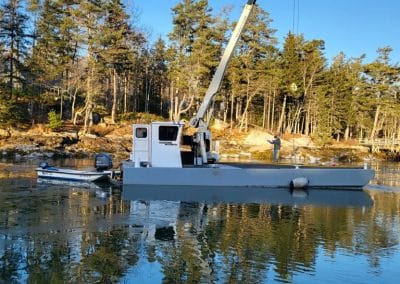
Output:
[1, 176, 399, 283]
[370, 162, 400, 188]
[122, 185, 374, 208]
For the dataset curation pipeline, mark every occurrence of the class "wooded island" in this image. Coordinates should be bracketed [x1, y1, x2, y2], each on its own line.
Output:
[0, 0, 399, 153]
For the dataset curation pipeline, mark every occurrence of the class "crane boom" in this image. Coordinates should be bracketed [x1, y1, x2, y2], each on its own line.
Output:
[189, 0, 256, 165]
[189, 0, 256, 128]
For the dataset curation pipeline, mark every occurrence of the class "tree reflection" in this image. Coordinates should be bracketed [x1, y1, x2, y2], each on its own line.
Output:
[1, 186, 400, 283]
[153, 192, 400, 283]
[0, 185, 139, 283]
[0, 243, 22, 282]
[80, 229, 139, 283]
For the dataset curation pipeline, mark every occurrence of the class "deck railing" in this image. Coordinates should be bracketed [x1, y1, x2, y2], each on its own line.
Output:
[358, 138, 400, 152]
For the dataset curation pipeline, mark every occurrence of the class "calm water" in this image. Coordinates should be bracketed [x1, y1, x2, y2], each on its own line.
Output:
[0, 159, 400, 283]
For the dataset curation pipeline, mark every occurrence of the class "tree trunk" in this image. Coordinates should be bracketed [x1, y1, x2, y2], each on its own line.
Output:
[124, 75, 128, 114]
[230, 89, 235, 129]
[173, 96, 178, 121]
[304, 102, 311, 136]
[71, 88, 78, 124]
[236, 99, 241, 127]
[144, 62, 149, 113]
[111, 68, 118, 124]
[370, 105, 381, 139]
[397, 119, 400, 140]
[169, 83, 174, 120]
[271, 91, 276, 131]
[83, 67, 94, 134]
[262, 93, 267, 128]
[58, 88, 63, 119]
[344, 125, 350, 141]
[277, 94, 287, 133]
[9, 33, 15, 99]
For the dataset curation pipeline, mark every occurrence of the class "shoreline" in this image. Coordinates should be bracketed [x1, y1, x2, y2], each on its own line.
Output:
[0, 125, 394, 165]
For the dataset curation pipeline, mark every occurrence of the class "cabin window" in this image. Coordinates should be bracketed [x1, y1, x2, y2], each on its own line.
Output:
[136, 127, 147, 138]
[159, 126, 179, 141]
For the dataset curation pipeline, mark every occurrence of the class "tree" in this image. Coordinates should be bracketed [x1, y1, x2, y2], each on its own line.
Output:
[278, 33, 304, 133]
[168, 0, 222, 121]
[123, 29, 146, 114]
[148, 38, 168, 115]
[28, 0, 80, 120]
[0, 0, 30, 100]
[279, 33, 325, 135]
[363, 47, 400, 140]
[324, 53, 365, 140]
[230, 5, 276, 131]
[299, 39, 326, 136]
[99, 0, 131, 123]
[70, 0, 107, 133]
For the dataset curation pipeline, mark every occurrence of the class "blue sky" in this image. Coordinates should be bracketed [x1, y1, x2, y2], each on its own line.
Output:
[130, 0, 399, 64]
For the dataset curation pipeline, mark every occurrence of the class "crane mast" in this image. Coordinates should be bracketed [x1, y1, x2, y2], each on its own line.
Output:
[189, 0, 256, 165]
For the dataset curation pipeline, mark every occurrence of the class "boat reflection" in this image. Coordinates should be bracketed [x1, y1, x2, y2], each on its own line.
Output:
[36, 177, 115, 200]
[122, 185, 374, 208]
[36, 177, 111, 189]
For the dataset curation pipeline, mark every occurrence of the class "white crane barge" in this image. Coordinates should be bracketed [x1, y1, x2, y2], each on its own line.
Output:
[122, 0, 374, 189]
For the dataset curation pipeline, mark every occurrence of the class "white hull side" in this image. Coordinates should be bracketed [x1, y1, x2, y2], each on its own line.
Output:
[122, 164, 374, 189]
[36, 168, 111, 182]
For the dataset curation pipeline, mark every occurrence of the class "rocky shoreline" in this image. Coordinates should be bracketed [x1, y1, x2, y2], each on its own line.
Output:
[0, 124, 132, 163]
[0, 124, 387, 165]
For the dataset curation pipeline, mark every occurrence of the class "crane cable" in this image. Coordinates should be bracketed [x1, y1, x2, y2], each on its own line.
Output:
[292, 0, 300, 34]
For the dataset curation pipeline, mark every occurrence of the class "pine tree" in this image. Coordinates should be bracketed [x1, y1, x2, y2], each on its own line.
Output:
[231, 5, 276, 131]
[278, 33, 304, 133]
[364, 47, 400, 140]
[28, 1, 80, 121]
[0, 0, 30, 100]
[168, 0, 222, 121]
[99, 0, 131, 123]
[148, 38, 168, 115]
[280, 34, 325, 135]
[123, 29, 146, 114]
[73, 0, 107, 133]
[324, 53, 364, 140]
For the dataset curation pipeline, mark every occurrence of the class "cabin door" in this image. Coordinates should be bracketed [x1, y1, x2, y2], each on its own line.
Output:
[151, 123, 182, 167]
[133, 124, 150, 167]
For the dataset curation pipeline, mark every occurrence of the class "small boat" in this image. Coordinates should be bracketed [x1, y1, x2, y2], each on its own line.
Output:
[36, 165, 111, 182]
[36, 153, 113, 182]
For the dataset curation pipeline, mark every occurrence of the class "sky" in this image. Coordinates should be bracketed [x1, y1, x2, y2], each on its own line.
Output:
[129, 0, 400, 64]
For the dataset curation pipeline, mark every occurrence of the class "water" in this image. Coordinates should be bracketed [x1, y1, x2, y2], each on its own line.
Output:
[1, 159, 400, 283]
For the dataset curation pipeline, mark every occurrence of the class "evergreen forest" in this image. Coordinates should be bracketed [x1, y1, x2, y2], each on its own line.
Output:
[0, 0, 399, 142]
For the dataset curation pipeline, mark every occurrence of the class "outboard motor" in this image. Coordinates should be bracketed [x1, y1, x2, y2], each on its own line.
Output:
[39, 162, 49, 169]
[94, 153, 113, 171]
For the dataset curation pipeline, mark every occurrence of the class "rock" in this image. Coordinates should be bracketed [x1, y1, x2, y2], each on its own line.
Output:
[27, 152, 43, 159]
[239, 152, 251, 158]
[308, 155, 321, 164]
[44, 152, 55, 158]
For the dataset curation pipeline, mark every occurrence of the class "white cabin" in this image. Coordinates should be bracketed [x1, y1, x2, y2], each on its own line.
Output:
[130, 121, 184, 168]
